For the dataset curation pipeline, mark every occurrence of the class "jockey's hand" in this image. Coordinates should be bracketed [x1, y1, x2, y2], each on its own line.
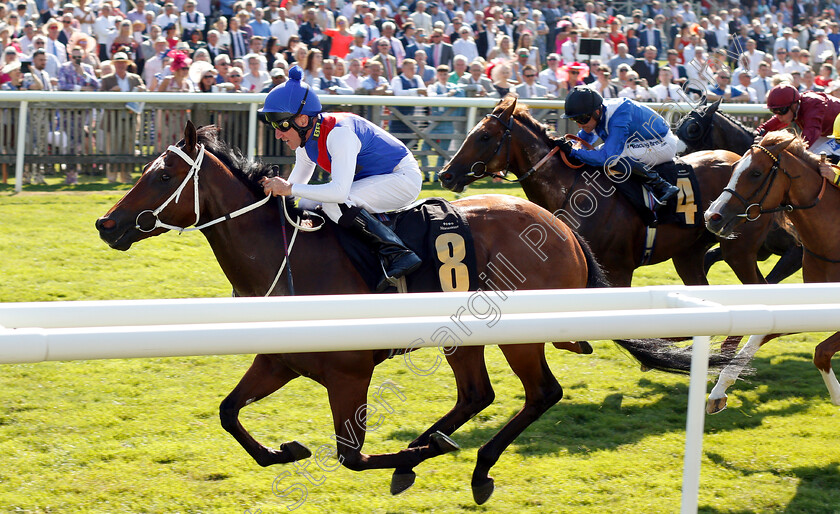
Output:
[819, 162, 840, 185]
[555, 137, 575, 156]
[260, 176, 293, 197]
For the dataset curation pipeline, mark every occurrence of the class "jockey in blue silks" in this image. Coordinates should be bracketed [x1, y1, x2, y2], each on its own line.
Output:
[259, 65, 422, 291]
[558, 86, 680, 209]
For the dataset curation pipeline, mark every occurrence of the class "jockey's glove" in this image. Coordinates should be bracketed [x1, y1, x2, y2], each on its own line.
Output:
[554, 137, 575, 156]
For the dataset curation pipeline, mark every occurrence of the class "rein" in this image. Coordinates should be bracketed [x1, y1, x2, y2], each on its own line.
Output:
[466, 113, 561, 183]
[724, 143, 827, 222]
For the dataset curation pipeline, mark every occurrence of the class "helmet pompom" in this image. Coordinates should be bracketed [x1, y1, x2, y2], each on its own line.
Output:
[288, 65, 304, 82]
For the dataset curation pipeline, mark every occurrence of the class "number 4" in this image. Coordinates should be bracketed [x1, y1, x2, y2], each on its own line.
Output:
[676, 176, 697, 225]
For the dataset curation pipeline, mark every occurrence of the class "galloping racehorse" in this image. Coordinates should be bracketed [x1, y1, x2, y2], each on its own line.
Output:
[675, 98, 803, 283]
[705, 131, 840, 412]
[439, 96, 767, 287]
[96, 122, 717, 504]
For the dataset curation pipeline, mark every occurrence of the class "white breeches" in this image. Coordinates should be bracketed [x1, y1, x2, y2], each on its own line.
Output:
[620, 131, 680, 167]
[299, 154, 423, 222]
[810, 137, 840, 158]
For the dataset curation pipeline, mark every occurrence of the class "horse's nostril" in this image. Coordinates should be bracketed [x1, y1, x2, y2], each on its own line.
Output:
[96, 217, 116, 231]
[440, 172, 452, 181]
[707, 212, 722, 222]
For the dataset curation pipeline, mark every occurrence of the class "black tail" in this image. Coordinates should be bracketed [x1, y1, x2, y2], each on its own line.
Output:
[574, 231, 609, 289]
[613, 338, 752, 375]
[573, 231, 745, 375]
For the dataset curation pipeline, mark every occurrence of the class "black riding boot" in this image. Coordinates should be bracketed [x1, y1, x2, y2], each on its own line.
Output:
[623, 158, 680, 210]
[339, 206, 423, 292]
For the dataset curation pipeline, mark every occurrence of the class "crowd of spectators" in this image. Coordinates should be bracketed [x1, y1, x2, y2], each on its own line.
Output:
[6, 0, 840, 183]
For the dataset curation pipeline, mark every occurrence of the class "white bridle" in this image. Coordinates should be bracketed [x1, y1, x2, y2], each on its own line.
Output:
[135, 143, 324, 296]
[135, 144, 273, 234]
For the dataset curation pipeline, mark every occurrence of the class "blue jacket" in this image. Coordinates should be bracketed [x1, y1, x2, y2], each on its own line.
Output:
[570, 97, 671, 167]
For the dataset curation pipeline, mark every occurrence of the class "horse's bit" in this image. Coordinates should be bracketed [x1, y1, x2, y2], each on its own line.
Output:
[723, 143, 826, 222]
[466, 113, 558, 183]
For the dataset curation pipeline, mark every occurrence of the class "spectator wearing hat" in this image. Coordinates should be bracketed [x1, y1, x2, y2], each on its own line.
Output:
[428, 2, 449, 27]
[269, 7, 298, 47]
[43, 19, 67, 63]
[345, 29, 371, 60]
[157, 50, 194, 91]
[774, 27, 797, 54]
[100, 52, 145, 183]
[142, 36, 170, 87]
[261, 66, 285, 92]
[810, 29, 836, 68]
[1, 61, 42, 90]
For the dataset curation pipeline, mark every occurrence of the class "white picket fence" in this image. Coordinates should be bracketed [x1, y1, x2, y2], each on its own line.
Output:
[2, 284, 840, 513]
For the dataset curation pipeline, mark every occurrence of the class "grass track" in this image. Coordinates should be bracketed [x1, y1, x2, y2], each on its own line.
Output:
[1, 181, 839, 513]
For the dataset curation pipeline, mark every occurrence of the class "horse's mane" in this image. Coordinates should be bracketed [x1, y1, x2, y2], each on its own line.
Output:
[713, 107, 756, 136]
[761, 130, 822, 169]
[497, 95, 555, 144]
[195, 125, 300, 215]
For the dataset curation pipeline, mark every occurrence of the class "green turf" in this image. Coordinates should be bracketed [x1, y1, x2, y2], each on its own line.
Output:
[1, 178, 838, 514]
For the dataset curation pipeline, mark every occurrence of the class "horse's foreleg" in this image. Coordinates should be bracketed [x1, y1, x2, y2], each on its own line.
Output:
[471, 343, 563, 505]
[220, 354, 308, 467]
[765, 245, 803, 284]
[707, 334, 773, 414]
[814, 332, 840, 405]
[391, 346, 494, 494]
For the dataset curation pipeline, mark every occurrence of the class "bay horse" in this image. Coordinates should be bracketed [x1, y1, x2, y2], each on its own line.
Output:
[95, 122, 717, 505]
[705, 131, 840, 412]
[439, 95, 766, 288]
[675, 97, 803, 283]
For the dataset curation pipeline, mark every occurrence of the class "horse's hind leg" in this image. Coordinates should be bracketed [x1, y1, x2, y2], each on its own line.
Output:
[219, 354, 309, 467]
[814, 332, 840, 405]
[471, 343, 562, 505]
[391, 345, 495, 494]
[672, 247, 711, 286]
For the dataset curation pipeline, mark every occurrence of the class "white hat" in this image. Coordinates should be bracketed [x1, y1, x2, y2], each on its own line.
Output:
[2, 61, 21, 74]
[815, 28, 826, 36]
[111, 51, 131, 62]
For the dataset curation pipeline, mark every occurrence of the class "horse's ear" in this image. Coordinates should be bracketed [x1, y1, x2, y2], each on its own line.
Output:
[697, 96, 707, 107]
[499, 96, 517, 123]
[183, 120, 197, 154]
[708, 98, 722, 115]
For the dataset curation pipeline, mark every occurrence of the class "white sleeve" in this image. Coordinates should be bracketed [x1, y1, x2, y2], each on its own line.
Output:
[287, 146, 316, 185]
[289, 126, 361, 204]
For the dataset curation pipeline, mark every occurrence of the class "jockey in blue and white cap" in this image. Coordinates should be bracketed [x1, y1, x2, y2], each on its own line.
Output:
[259, 65, 422, 291]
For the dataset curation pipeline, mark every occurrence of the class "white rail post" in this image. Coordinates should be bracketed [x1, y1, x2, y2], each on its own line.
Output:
[681, 335, 710, 514]
[247, 102, 258, 161]
[14, 100, 27, 193]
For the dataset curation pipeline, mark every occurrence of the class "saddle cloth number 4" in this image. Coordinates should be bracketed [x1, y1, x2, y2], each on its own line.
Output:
[676, 176, 697, 225]
[435, 233, 470, 292]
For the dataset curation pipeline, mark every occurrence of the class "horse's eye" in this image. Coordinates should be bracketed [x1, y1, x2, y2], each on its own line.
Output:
[750, 169, 762, 178]
[481, 134, 491, 142]
[160, 172, 171, 182]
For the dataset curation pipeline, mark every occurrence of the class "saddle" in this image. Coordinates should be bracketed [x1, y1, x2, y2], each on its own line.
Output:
[332, 197, 479, 293]
[609, 159, 701, 228]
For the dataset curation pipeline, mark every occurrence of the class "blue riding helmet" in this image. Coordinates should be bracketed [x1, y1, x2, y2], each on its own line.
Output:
[260, 65, 322, 129]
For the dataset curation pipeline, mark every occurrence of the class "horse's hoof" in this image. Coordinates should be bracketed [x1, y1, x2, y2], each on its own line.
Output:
[640, 364, 651, 372]
[706, 396, 728, 415]
[282, 440, 312, 461]
[390, 470, 416, 495]
[472, 477, 495, 505]
[430, 431, 460, 454]
[577, 341, 593, 354]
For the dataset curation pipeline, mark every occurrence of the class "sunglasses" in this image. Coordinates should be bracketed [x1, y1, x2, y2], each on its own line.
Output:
[569, 70, 579, 75]
[571, 113, 591, 124]
[270, 117, 294, 131]
[523, 73, 536, 77]
[229, 74, 242, 78]
[770, 105, 790, 115]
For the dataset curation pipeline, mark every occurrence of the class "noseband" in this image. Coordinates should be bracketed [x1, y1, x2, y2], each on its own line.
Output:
[723, 143, 826, 222]
[135, 143, 272, 233]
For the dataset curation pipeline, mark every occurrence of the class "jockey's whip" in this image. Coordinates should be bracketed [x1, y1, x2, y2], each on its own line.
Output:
[277, 196, 296, 296]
